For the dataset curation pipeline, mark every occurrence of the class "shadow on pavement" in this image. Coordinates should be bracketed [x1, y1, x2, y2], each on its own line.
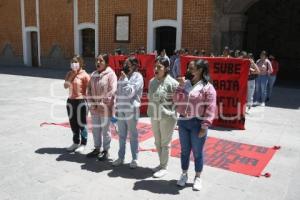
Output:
[35, 147, 114, 173]
[107, 164, 153, 180]
[133, 179, 191, 195]
[0, 65, 69, 80]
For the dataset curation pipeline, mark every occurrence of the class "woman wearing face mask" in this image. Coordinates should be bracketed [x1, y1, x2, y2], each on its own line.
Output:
[86, 54, 118, 161]
[112, 56, 144, 168]
[147, 57, 179, 178]
[173, 59, 216, 191]
[64, 55, 90, 153]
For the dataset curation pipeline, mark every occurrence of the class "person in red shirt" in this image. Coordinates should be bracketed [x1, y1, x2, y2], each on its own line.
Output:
[267, 55, 279, 101]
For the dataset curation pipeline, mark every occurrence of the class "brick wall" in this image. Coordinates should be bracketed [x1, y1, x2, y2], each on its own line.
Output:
[181, 0, 213, 53]
[0, 0, 215, 66]
[39, 0, 74, 58]
[99, 0, 148, 54]
[78, 0, 95, 24]
[153, 0, 177, 21]
[25, 0, 36, 27]
[0, 0, 23, 56]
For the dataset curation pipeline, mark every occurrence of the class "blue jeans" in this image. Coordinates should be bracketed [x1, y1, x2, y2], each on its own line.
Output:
[117, 110, 139, 160]
[254, 75, 269, 103]
[247, 79, 256, 107]
[178, 117, 207, 172]
[267, 75, 276, 100]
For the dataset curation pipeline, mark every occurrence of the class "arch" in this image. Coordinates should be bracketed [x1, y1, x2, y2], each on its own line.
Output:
[152, 19, 178, 29]
[224, 0, 260, 14]
[75, 23, 96, 57]
[147, 0, 183, 53]
[77, 22, 96, 31]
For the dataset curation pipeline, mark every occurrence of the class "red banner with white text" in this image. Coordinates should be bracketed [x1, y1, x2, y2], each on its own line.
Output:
[181, 56, 250, 130]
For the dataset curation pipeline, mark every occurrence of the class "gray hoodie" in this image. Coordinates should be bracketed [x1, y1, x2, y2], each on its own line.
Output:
[116, 71, 144, 112]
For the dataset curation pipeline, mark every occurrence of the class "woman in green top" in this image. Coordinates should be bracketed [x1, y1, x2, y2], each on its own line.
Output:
[147, 57, 179, 178]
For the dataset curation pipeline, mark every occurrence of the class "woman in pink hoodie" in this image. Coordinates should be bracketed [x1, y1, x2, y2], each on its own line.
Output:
[173, 59, 216, 191]
[86, 54, 117, 161]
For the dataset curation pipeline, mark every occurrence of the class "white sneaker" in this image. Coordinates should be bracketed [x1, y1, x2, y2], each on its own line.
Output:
[193, 177, 202, 191]
[67, 143, 79, 152]
[112, 158, 124, 166]
[151, 165, 162, 173]
[130, 160, 138, 169]
[177, 173, 188, 187]
[74, 145, 85, 154]
[260, 102, 265, 107]
[153, 169, 168, 178]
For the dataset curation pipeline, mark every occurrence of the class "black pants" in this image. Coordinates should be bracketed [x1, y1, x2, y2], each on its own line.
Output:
[66, 99, 88, 145]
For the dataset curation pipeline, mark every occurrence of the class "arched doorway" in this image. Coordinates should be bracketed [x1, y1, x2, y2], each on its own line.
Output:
[244, 0, 300, 80]
[155, 26, 176, 57]
[80, 28, 95, 58]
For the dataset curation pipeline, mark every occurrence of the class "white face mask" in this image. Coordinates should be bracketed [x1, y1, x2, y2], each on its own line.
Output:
[71, 62, 80, 71]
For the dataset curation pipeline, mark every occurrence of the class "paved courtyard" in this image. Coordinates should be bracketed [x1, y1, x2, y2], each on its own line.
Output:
[0, 65, 300, 200]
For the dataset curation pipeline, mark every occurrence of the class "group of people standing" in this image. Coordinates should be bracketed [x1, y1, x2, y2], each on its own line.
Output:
[63, 53, 217, 191]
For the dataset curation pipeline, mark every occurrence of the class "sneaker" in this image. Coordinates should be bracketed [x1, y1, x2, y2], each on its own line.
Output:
[153, 169, 168, 178]
[74, 145, 85, 154]
[67, 143, 79, 152]
[112, 158, 124, 166]
[260, 102, 265, 107]
[177, 173, 188, 187]
[151, 165, 162, 173]
[193, 177, 202, 191]
[86, 149, 100, 158]
[97, 150, 109, 161]
[130, 160, 138, 169]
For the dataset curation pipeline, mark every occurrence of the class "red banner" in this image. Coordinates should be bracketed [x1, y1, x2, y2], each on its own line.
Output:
[109, 55, 155, 114]
[181, 56, 250, 130]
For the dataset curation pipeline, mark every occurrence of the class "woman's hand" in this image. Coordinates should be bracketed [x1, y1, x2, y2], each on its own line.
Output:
[119, 71, 127, 80]
[198, 128, 207, 138]
[177, 76, 186, 87]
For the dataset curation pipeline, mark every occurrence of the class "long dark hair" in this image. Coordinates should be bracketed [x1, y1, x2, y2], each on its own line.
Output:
[128, 56, 139, 71]
[155, 56, 170, 76]
[195, 59, 210, 85]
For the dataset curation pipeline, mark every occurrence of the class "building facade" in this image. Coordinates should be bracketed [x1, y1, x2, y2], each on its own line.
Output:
[0, 0, 299, 79]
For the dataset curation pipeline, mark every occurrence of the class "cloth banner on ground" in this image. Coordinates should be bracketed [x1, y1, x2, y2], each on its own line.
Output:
[181, 56, 250, 130]
[40, 121, 278, 177]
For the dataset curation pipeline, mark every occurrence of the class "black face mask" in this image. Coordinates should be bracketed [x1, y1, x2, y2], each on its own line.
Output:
[185, 71, 194, 81]
[123, 64, 130, 74]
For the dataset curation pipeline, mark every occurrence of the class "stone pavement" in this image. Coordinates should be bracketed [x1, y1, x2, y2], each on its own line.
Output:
[0, 65, 300, 200]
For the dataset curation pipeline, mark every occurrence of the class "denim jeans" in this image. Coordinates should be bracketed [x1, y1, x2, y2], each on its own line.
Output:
[177, 117, 207, 172]
[267, 75, 276, 100]
[117, 110, 139, 160]
[247, 79, 256, 107]
[254, 75, 269, 103]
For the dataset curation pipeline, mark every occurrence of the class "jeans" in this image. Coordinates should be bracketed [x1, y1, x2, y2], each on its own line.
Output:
[247, 79, 256, 107]
[254, 75, 269, 103]
[66, 99, 88, 145]
[267, 75, 276, 100]
[117, 110, 139, 160]
[151, 117, 177, 169]
[91, 115, 111, 151]
[177, 117, 207, 172]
